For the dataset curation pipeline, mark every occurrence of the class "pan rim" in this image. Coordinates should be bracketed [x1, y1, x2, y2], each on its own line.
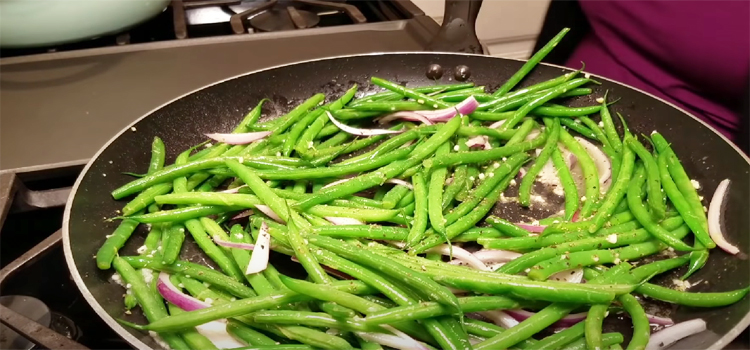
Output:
[62, 51, 750, 350]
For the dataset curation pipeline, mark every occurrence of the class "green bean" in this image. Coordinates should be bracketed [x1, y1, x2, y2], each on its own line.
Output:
[271, 93, 326, 135]
[560, 128, 599, 217]
[519, 118, 560, 206]
[492, 27, 570, 97]
[313, 225, 408, 241]
[226, 225, 276, 296]
[356, 336, 385, 350]
[429, 315, 472, 350]
[481, 87, 593, 113]
[287, 219, 331, 284]
[552, 147, 579, 220]
[531, 104, 602, 117]
[561, 333, 623, 350]
[635, 283, 750, 307]
[350, 100, 429, 112]
[249, 310, 373, 332]
[148, 136, 166, 173]
[248, 323, 353, 350]
[179, 274, 234, 303]
[295, 116, 462, 210]
[458, 125, 515, 140]
[451, 227, 503, 242]
[585, 303, 609, 350]
[628, 164, 694, 251]
[526, 322, 584, 350]
[183, 218, 244, 280]
[498, 78, 591, 131]
[525, 224, 691, 280]
[96, 215, 141, 269]
[371, 77, 452, 109]
[336, 128, 426, 166]
[166, 304, 220, 350]
[426, 127, 543, 168]
[112, 155, 307, 199]
[122, 205, 242, 224]
[309, 236, 461, 314]
[120, 277, 375, 332]
[364, 296, 519, 325]
[123, 256, 257, 298]
[331, 109, 382, 120]
[382, 184, 411, 209]
[316, 122, 341, 139]
[405, 172, 429, 247]
[682, 249, 709, 280]
[357, 82, 475, 102]
[486, 216, 533, 237]
[227, 319, 277, 346]
[626, 137, 666, 219]
[283, 109, 323, 157]
[161, 224, 186, 265]
[112, 257, 190, 350]
[280, 275, 382, 315]
[652, 133, 714, 248]
[560, 118, 598, 139]
[124, 293, 138, 310]
[598, 93, 623, 153]
[431, 86, 486, 100]
[620, 293, 649, 350]
[428, 142, 451, 234]
[578, 116, 614, 151]
[496, 216, 685, 274]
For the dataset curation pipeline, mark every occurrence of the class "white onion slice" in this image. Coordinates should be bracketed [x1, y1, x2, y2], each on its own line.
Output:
[574, 136, 612, 190]
[525, 130, 541, 142]
[325, 217, 365, 225]
[328, 111, 404, 136]
[646, 318, 706, 350]
[480, 310, 519, 329]
[426, 244, 490, 271]
[221, 185, 247, 194]
[377, 111, 434, 125]
[156, 272, 210, 312]
[707, 179, 739, 255]
[647, 314, 675, 326]
[489, 119, 507, 129]
[385, 178, 414, 189]
[205, 131, 271, 145]
[245, 222, 271, 274]
[355, 331, 429, 350]
[212, 236, 255, 250]
[231, 210, 253, 220]
[549, 267, 584, 283]
[466, 135, 491, 150]
[471, 249, 522, 263]
[322, 176, 355, 189]
[195, 321, 246, 349]
[255, 204, 284, 223]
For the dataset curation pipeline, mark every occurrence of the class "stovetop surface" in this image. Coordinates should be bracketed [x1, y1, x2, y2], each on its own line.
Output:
[0, 0, 438, 171]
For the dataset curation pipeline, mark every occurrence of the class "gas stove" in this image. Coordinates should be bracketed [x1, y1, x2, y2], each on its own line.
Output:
[0, 1, 441, 348]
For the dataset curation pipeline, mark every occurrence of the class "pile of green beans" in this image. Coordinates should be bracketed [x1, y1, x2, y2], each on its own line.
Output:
[96, 27, 748, 350]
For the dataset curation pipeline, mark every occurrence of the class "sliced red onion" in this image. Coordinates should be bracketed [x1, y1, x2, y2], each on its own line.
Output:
[221, 185, 247, 194]
[647, 314, 675, 326]
[231, 210, 253, 220]
[255, 204, 284, 223]
[480, 310, 519, 329]
[325, 217, 365, 225]
[205, 131, 271, 145]
[416, 96, 479, 122]
[355, 331, 429, 350]
[385, 178, 414, 189]
[549, 267, 584, 283]
[571, 210, 581, 222]
[574, 136, 612, 190]
[708, 179, 739, 255]
[377, 111, 434, 125]
[195, 321, 246, 349]
[327, 111, 404, 136]
[156, 272, 210, 312]
[489, 119, 506, 129]
[471, 249, 522, 263]
[382, 325, 430, 350]
[379, 96, 479, 124]
[245, 222, 271, 274]
[466, 135, 491, 150]
[645, 318, 706, 350]
[515, 223, 547, 233]
[426, 244, 489, 271]
[505, 309, 588, 328]
[212, 236, 255, 250]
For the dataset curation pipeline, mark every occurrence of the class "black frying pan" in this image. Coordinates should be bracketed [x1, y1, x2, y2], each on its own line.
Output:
[60, 52, 750, 350]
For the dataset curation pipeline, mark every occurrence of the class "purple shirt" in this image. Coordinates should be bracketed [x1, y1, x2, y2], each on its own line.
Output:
[565, 0, 749, 141]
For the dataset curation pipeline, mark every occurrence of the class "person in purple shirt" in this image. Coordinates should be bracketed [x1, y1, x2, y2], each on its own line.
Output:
[533, 0, 749, 154]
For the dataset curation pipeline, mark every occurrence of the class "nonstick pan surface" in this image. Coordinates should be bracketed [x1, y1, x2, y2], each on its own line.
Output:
[63, 53, 750, 350]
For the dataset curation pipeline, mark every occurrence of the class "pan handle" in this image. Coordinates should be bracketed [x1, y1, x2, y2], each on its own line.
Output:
[425, 0, 485, 54]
